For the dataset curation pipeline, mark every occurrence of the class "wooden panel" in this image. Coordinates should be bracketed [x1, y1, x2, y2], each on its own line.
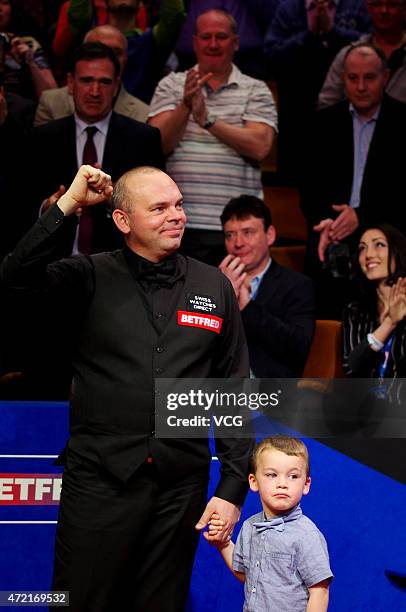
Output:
[303, 320, 344, 379]
[269, 245, 306, 273]
[263, 186, 307, 242]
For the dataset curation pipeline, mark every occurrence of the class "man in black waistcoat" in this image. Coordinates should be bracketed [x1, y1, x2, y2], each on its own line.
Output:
[0, 165, 252, 611]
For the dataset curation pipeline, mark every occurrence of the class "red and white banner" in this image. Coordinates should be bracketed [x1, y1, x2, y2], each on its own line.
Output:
[0, 473, 62, 505]
[177, 311, 223, 334]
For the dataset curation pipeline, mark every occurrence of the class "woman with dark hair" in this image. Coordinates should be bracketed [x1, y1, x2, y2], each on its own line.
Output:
[343, 223, 406, 377]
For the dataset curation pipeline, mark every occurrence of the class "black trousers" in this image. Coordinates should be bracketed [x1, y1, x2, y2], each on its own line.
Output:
[51, 452, 209, 612]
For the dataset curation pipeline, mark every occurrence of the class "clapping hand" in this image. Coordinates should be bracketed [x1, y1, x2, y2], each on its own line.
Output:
[219, 255, 251, 309]
[329, 205, 359, 241]
[219, 255, 246, 295]
[183, 68, 212, 109]
[192, 88, 208, 126]
[313, 218, 333, 262]
[388, 277, 406, 325]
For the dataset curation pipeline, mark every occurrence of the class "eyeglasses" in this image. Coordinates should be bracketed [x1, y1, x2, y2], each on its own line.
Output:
[367, 1, 404, 8]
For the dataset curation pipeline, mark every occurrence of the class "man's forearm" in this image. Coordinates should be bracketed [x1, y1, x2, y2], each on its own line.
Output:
[57, 192, 80, 216]
[149, 103, 191, 155]
[207, 120, 274, 161]
[28, 62, 57, 99]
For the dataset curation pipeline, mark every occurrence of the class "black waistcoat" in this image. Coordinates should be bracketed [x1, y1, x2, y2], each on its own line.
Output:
[68, 251, 229, 481]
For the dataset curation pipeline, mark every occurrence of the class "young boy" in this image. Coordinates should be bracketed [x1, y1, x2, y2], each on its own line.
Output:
[208, 436, 333, 611]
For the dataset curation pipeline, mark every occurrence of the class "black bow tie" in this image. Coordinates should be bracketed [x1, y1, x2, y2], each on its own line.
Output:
[137, 258, 178, 288]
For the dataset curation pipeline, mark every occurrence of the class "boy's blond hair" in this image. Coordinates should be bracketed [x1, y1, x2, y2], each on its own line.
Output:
[251, 436, 310, 476]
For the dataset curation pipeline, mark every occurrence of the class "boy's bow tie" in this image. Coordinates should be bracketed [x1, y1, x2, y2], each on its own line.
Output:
[253, 517, 285, 533]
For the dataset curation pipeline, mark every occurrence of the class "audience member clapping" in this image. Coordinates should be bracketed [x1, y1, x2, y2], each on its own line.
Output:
[174, 0, 278, 80]
[343, 223, 406, 377]
[149, 9, 277, 265]
[263, 0, 371, 180]
[300, 43, 406, 318]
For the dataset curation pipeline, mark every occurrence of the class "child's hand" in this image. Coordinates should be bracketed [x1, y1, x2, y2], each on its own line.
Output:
[208, 512, 223, 536]
[207, 513, 230, 548]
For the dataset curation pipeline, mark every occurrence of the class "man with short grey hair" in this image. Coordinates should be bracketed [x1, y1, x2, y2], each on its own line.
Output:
[149, 9, 277, 265]
[263, 0, 370, 179]
[301, 43, 406, 317]
[318, 0, 406, 107]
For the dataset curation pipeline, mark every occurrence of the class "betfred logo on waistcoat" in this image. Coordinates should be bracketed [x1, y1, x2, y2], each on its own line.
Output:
[177, 311, 223, 334]
[0, 474, 62, 505]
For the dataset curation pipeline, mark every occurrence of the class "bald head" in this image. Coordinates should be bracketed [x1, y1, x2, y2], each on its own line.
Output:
[112, 167, 169, 213]
[195, 9, 238, 35]
[344, 44, 387, 72]
[343, 44, 389, 118]
[112, 167, 185, 261]
[84, 25, 127, 73]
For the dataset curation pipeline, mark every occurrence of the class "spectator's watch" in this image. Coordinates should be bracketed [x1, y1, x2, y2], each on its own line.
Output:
[203, 114, 216, 129]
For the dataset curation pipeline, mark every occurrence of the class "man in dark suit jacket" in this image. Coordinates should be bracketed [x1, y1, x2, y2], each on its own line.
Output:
[300, 42, 406, 317]
[25, 41, 164, 256]
[301, 43, 406, 267]
[219, 195, 315, 378]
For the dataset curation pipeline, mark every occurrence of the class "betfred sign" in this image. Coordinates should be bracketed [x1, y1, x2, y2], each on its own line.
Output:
[177, 311, 223, 334]
[0, 474, 62, 505]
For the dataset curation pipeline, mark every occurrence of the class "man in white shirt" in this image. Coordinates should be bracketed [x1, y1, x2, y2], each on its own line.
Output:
[148, 9, 277, 265]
